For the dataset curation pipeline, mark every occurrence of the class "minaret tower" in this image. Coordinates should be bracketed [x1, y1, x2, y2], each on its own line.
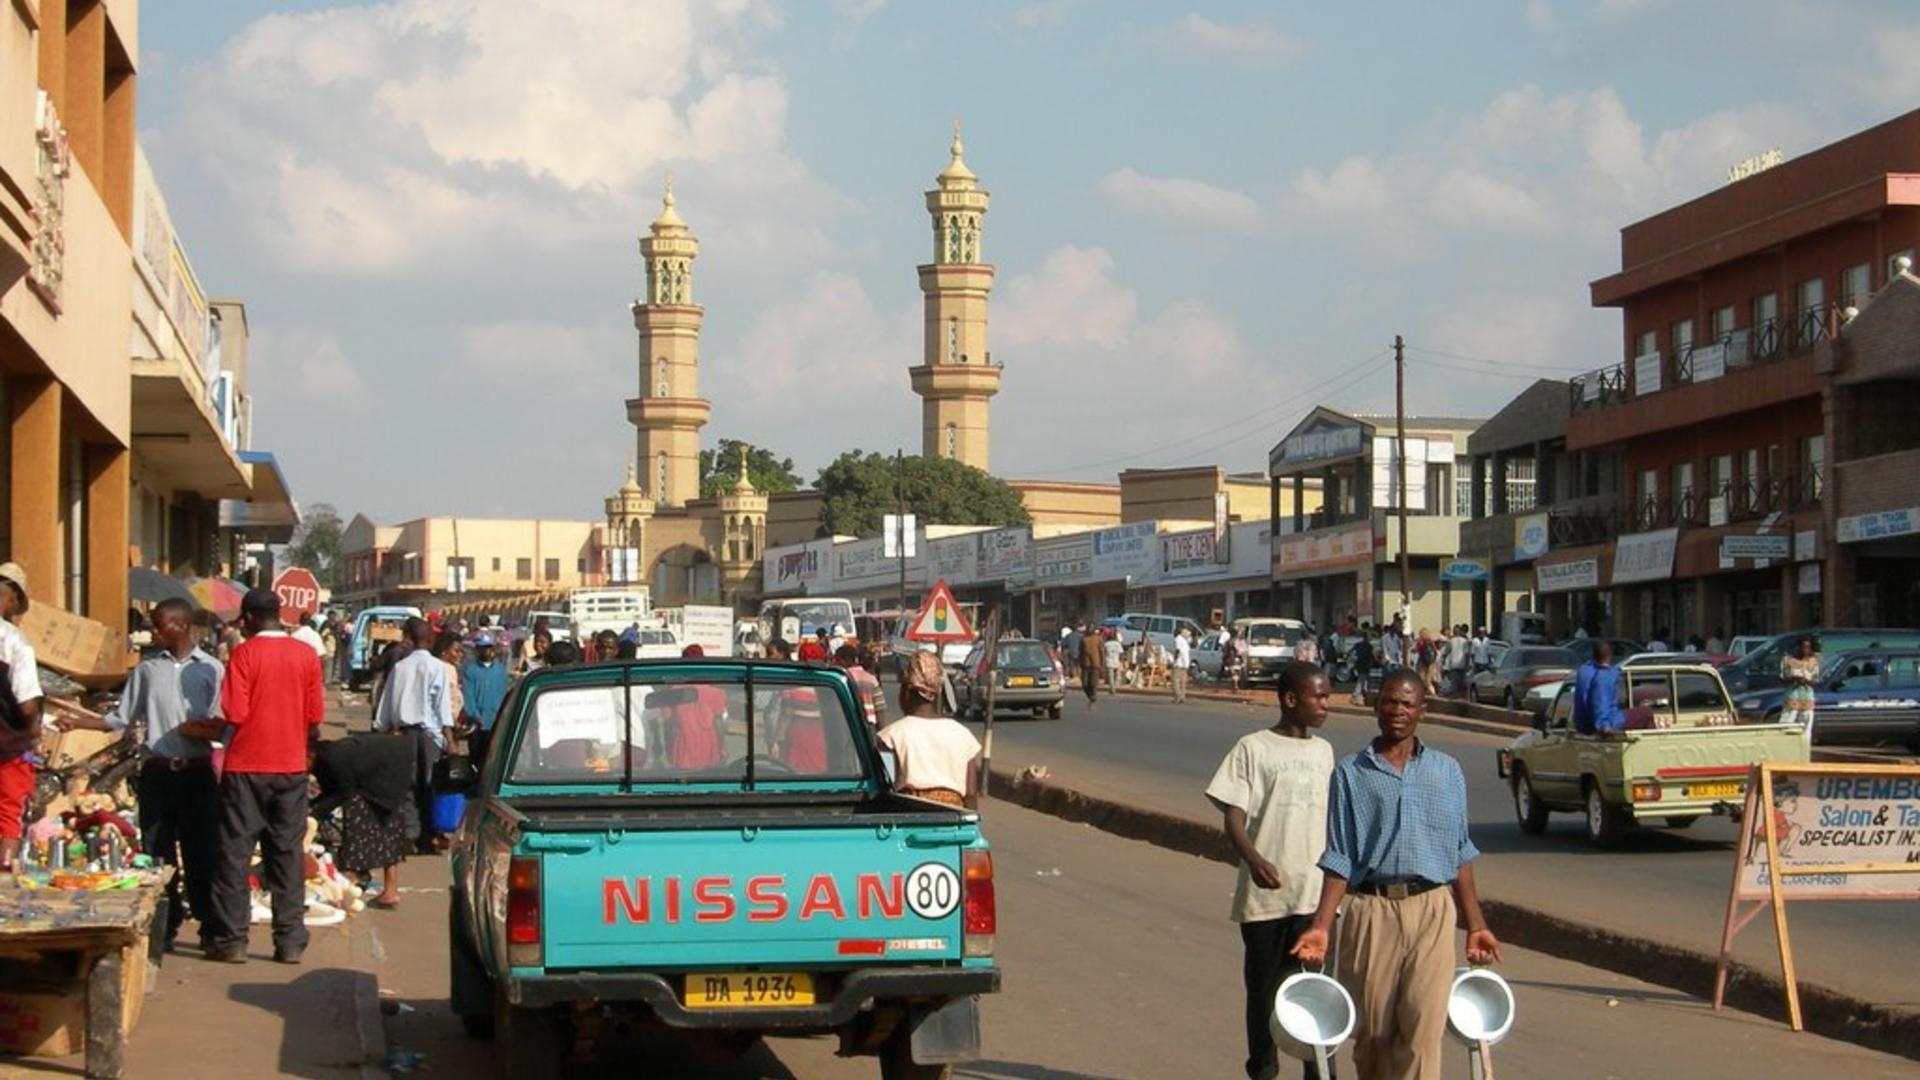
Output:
[909, 123, 1000, 470]
[626, 178, 711, 508]
[602, 462, 654, 584]
[715, 446, 769, 607]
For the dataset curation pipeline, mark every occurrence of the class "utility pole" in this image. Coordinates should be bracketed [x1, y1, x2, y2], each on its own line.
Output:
[1394, 334, 1411, 621]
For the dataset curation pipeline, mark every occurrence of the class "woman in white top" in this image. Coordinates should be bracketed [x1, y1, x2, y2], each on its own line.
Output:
[878, 651, 981, 808]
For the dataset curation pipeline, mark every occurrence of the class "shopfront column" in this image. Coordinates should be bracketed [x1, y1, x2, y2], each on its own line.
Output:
[8, 376, 64, 603]
[85, 442, 130, 622]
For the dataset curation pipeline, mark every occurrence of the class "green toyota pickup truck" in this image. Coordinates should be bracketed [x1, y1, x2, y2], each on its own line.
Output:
[438, 659, 999, 1078]
[1497, 663, 1808, 848]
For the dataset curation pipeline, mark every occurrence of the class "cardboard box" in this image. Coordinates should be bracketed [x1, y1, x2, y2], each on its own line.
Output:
[17, 605, 132, 685]
[0, 988, 82, 1057]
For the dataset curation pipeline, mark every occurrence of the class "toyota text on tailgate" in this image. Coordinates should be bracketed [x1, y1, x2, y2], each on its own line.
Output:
[442, 660, 998, 1080]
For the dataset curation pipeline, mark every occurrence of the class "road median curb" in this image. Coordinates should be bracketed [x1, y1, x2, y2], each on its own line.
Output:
[985, 766, 1920, 1062]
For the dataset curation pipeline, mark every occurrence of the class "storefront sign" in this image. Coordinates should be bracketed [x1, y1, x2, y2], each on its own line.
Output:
[1536, 558, 1600, 594]
[1837, 507, 1920, 545]
[1273, 419, 1365, 471]
[1793, 529, 1818, 562]
[1033, 535, 1093, 584]
[1513, 513, 1550, 561]
[1633, 352, 1662, 395]
[1091, 521, 1159, 582]
[837, 539, 888, 584]
[770, 546, 821, 587]
[975, 527, 1031, 580]
[1439, 558, 1490, 582]
[1612, 527, 1679, 584]
[929, 536, 975, 582]
[1716, 763, 1920, 1031]
[1274, 522, 1377, 579]
[1722, 534, 1792, 561]
[1162, 529, 1222, 578]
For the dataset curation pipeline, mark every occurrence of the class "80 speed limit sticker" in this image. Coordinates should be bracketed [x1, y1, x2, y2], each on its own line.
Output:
[905, 861, 961, 919]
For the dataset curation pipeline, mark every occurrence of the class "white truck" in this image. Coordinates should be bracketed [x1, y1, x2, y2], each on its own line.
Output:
[568, 587, 651, 640]
[654, 604, 733, 657]
[758, 597, 857, 650]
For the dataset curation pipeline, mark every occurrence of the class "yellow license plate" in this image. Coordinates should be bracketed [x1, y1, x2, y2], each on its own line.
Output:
[685, 972, 815, 1008]
[1007, 676, 1035, 687]
[1686, 781, 1742, 799]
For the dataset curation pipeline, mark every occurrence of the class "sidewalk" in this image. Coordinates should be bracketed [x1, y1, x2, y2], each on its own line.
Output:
[0, 921, 386, 1080]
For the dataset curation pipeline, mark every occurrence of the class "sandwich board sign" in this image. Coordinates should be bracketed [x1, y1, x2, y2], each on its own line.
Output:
[1712, 762, 1920, 1030]
[905, 579, 973, 644]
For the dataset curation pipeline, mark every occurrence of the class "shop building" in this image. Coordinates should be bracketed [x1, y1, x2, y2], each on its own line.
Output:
[1561, 107, 1920, 641]
[2, 0, 140, 620]
[1458, 379, 1623, 638]
[1268, 408, 1481, 632]
[1820, 265, 1920, 626]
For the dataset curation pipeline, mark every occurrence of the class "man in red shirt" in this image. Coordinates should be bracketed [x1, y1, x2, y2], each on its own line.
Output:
[204, 589, 325, 964]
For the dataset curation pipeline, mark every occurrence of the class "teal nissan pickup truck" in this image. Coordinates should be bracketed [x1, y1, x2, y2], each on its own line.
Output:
[438, 658, 999, 1079]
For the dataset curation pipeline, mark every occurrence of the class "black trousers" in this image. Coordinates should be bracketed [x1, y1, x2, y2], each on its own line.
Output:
[402, 726, 444, 850]
[135, 760, 220, 945]
[1082, 670, 1099, 703]
[1242, 915, 1335, 1080]
[207, 772, 310, 954]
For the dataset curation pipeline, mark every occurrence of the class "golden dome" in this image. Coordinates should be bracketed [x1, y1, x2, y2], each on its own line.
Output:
[651, 176, 686, 231]
[937, 121, 976, 184]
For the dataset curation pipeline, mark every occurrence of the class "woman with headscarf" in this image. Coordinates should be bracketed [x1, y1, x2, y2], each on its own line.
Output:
[877, 651, 981, 808]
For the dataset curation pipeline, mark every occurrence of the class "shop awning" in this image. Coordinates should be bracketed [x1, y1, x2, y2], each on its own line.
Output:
[220, 450, 300, 542]
[130, 356, 250, 498]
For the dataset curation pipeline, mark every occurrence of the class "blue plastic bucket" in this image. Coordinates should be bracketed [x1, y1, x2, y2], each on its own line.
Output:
[430, 792, 467, 833]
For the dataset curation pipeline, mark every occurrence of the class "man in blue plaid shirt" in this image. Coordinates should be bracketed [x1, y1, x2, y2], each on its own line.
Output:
[1292, 671, 1501, 1080]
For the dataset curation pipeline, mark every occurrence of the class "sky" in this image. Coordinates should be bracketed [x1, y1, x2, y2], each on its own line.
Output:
[135, 0, 1920, 523]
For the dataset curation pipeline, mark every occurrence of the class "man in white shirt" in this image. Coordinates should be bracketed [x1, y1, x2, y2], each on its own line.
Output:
[1470, 628, 1492, 673]
[1446, 625, 1471, 697]
[290, 613, 326, 658]
[1171, 629, 1193, 704]
[0, 562, 46, 870]
[376, 618, 453, 851]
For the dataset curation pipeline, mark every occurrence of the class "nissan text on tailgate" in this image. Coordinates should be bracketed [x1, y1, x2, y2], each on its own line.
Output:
[442, 659, 999, 1079]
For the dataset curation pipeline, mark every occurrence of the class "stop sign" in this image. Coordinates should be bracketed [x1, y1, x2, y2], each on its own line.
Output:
[272, 567, 322, 625]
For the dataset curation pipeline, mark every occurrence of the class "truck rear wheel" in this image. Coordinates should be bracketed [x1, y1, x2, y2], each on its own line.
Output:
[879, 1030, 953, 1080]
[495, 991, 567, 1080]
[1512, 769, 1550, 835]
[1584, 781, 1629, 850]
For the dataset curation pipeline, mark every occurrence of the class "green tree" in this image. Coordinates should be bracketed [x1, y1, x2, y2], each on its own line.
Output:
[698, 438, 802, 500]
[284, 502, 345, 588]
[814, 451, 1030, 537]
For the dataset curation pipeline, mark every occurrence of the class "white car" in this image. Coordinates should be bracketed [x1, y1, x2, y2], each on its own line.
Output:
[631, 627, 680, 659]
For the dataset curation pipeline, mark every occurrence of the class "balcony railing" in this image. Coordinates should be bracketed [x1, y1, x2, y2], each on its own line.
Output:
[1624, 467, 1823, 532]
[1571, 303, 1847, 413]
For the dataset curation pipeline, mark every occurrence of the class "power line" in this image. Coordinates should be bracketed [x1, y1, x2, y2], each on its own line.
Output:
[1404, 343, 1589, 375]
[1416, 356, 1554, 382]
[1165, 351, 1394, 468]
[1053, 348, 1391, 477]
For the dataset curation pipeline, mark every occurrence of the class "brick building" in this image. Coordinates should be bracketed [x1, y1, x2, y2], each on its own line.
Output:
[1536, 108, 1920, 642]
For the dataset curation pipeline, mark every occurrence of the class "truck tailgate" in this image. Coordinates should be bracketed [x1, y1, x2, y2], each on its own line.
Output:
[536, 818, 981, 970]
[1628, 722, 1804, 780]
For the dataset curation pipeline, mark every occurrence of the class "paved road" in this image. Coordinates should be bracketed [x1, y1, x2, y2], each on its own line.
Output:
[968, 687, 1919, 1013]
[361, 796, 1914, 1079]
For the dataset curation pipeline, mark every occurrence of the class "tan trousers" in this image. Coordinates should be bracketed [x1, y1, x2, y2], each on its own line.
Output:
[1171, 667, 1189, 701]
[1338, 887, 1455, 1080]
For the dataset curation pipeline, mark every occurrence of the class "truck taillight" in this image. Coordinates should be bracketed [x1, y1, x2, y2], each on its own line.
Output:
[962, 849, 995, 957]
[506, 856, 543, 967]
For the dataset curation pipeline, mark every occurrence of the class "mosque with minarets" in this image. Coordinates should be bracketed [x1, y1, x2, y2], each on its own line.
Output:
[591, 126, 1053, 610]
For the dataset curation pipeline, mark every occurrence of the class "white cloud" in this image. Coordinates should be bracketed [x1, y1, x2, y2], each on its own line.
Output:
[1844, 25, 1920, 114]
[996, 246, 1139, 351]
[250, 326, 366, 408]
[152, 0, 822, 275]
[1161, 14, 1306, 66]
[1006, 0, 1082, 31]
[1524, 1, 1553, 30]
[1095, 168, 1266, 231]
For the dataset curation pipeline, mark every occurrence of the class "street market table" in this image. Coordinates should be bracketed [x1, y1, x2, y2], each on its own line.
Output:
[0, 869, 170, 1079]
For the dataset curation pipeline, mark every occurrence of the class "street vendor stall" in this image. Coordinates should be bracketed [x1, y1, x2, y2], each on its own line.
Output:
[0, 867, 169, 1079]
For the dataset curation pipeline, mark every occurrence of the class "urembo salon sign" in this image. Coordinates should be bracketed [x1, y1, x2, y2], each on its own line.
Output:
[1612, 528, 1678, 584]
